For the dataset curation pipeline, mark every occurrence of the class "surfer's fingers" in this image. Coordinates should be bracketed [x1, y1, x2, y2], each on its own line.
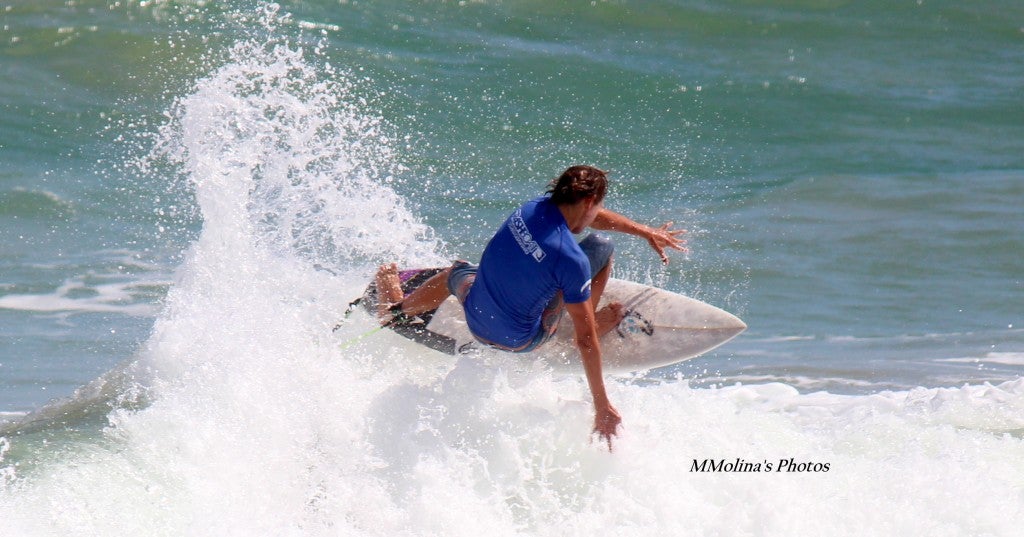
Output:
[588, 433, 613, 452]
[645, 222, 687, 262]
[651, 225, 686, 243]
[658, 221, 688, 235]
[647, 238, 673, 263]
[591, 427, 616, 452]
[647, 242, 668, 264]
[656, 227, 688, 255]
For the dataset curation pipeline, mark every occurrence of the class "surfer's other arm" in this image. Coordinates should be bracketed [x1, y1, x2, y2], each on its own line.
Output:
[566, 300, 622, 450]
[590, 208, 687, 264]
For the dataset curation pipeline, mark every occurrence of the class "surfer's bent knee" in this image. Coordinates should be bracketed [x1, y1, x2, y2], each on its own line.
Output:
[579, 233, 615, 278]
[446, 260, 477, 303]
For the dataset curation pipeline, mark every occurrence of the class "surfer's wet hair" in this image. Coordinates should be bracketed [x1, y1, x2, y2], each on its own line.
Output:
[547, 165, 608, 205]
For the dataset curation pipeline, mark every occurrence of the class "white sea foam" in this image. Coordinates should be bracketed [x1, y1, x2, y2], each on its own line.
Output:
[0, 412, 26, 424]
[0, 250, 168, 316]
[939, 352, 1024, 366]
[0, 277, 161, 316]
[697, 374, 882, 391]
[2, 6, 1024, 536]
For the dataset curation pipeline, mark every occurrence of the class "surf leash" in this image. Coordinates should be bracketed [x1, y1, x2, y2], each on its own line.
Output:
[333, 297, 380, 351]
[336, 324, 386, 351]
[334, 299, 415, 351]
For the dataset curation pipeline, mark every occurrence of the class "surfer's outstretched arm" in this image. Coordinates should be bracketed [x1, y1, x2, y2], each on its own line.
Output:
[590, 208, 687, 264]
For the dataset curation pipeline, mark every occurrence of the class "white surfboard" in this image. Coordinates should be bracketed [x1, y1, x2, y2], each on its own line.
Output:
[354, 268, 745, 374]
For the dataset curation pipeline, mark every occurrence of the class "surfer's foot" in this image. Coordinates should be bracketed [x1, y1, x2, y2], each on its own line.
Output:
[595, 302, 626, 337]
[375, 263, 404, 319]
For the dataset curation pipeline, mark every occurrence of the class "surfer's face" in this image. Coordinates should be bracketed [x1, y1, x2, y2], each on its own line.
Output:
[560, 195, 604, 233]
[578, 197, 603, 231]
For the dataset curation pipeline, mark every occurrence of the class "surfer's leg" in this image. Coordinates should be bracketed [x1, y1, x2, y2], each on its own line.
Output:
[579, 234, 624, 336]
[397, 267, 454, 316]
[379, 261, 473, 323]
[590, 255, 612, 311]
[592, 260, 624, 337]
[446, 261, 477, 304]
[375, 263, 404, 319]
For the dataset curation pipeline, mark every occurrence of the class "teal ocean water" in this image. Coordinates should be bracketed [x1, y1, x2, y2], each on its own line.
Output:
[2, 1, 1023, 534]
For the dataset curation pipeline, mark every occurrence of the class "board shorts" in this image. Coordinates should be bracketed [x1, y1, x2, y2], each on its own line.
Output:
[446, 233, 615, 353]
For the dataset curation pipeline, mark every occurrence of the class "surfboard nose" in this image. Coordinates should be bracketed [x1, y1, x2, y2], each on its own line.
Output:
[726, 311, 747, 332]
[721, 318, 747, 342]
[706, 306, 747, 331]
[697, 306, 747, 347]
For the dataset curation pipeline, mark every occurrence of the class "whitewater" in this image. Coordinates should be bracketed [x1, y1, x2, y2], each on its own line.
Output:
[2, 6, 1024, 536]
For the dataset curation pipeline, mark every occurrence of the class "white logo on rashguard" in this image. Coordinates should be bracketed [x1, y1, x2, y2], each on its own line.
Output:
[508, 209, 546, 262]
[580, 278, 592, 295]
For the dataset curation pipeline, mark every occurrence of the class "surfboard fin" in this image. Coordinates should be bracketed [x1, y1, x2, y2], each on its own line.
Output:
[333, 297, 364, 332]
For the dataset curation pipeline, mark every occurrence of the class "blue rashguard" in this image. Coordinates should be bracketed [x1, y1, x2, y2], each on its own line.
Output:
[463, 197, 592, 348]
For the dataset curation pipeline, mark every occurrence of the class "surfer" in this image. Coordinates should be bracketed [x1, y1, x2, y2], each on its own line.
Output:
[375, 165, 686, 449]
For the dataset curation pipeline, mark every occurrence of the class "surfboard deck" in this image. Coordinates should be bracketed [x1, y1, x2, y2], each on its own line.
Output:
[356, 267, 746, 374]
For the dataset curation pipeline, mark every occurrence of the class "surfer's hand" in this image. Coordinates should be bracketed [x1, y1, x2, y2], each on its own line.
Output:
[646, 222, 687, 264]
[593, 403, 622, 451]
